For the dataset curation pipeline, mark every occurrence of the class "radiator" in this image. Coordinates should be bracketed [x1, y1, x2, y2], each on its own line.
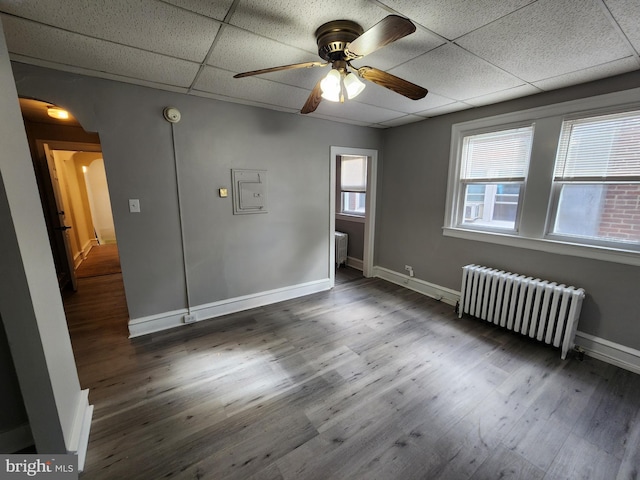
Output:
[459, 264, 585, 359]
[335, 232, 348, 267]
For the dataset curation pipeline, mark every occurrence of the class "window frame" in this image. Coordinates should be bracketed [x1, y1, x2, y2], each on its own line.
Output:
[444, 87, 640, 267]
[338, 154, 368, 218]
[453, 123, 534, 234]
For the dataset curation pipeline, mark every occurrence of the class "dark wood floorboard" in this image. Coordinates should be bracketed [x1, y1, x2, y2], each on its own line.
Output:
[62, 264, 640, 479]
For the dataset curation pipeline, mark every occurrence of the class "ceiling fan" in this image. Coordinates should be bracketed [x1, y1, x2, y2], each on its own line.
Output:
[233, 15, 428, 114]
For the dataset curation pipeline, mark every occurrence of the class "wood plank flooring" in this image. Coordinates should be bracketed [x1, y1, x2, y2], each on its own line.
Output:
[62, 259, 640, 479]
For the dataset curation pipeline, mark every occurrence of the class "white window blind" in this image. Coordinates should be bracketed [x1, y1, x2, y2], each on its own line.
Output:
[341, 155, 367, 192]
[461, 126, 534, 181]
[555, 110, 640, 181]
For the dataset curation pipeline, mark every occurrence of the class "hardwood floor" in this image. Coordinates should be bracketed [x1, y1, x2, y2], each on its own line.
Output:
[63, 264, 640, 479]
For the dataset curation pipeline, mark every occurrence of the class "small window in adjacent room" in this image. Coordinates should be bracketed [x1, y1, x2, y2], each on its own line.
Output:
[549, 109, 640, 249]
[457, 125, 533, 231]
[339, 155, 367, 216]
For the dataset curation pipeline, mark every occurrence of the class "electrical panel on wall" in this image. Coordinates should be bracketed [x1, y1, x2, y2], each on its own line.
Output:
[231, 169, 268, 215]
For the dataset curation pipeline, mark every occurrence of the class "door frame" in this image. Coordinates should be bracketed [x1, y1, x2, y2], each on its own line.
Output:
[330, 146, 378, 286]
[36, 140, 103, 290]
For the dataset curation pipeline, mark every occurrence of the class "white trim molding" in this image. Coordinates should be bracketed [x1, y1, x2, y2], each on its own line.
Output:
[128, 279, 332, 338]
[346, 256, 363, 271]
[373, 266, 460, 307]
[0, 423, 33, 453]
[574, 331, 640, 375]
[374, 265, 640, 375]
[67, 389, 93, 472]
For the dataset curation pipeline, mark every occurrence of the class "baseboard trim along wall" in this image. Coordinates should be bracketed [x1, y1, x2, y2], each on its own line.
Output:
[0, 423, 33, 453]
[128, 278, 332, 338]
[373, 265, 640, 375]
[346, 256, 363, 271]
[373, 266, 460, 306]
[68, 389, 93, 472]
[574, 331, 640, 375]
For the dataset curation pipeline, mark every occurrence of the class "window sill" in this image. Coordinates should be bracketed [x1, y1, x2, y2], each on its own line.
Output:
[442, 227, 640, 267]
[336, 213, 365, 224]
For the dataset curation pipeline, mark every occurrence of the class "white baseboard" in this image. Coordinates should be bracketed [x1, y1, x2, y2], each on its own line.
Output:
[373, 266, 460, 307]
[346, 256, 363, 271]
[128, 308, 188, 338]
[374, 266, 640, 376]
[67, 389, 93, 472]
[575, 331, 640, 375]
[74, 240, 98, 270]
[0, 423, 33, 453]
[129, 279, 332, 338]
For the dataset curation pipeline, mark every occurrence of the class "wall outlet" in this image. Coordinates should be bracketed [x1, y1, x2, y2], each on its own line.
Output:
[183, 314, 196, 324]
[405, 265, 414, 277]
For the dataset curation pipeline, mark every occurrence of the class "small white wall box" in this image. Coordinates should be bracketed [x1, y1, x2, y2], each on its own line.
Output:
[231, 169, 268, 215]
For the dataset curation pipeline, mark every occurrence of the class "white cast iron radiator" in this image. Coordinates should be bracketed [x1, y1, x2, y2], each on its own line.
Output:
[335, 232, 348, 267]
[459, 264, 585, 359]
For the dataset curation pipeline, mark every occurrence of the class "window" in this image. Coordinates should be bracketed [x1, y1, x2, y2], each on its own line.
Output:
[457, 126, 533, 231]
[550, 110, 640, 246]
[444, 87, 640, 266]
[339, 155, 367, 216]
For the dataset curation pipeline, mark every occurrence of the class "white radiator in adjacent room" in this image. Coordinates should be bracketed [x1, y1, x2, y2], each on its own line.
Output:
[459, 264, 585, 359]
[335, 232, 348, 267]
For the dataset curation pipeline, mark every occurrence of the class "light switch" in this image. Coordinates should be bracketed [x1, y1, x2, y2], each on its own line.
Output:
[219, 188, 228, 198]
[129, 199, 140, 213]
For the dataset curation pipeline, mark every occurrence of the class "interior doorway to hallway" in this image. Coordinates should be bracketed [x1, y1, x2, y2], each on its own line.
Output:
[19, 98, 121, 292]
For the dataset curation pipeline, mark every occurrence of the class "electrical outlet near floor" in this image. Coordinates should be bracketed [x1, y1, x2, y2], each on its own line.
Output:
[404, 265, 414, 277]
[183, 314, 196, 324]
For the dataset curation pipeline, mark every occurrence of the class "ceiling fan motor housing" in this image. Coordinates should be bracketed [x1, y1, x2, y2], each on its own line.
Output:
[315, 20, 363, 62]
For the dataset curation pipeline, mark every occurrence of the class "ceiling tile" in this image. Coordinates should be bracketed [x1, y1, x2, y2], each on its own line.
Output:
[465, 84, 542, 107]
[162, 0, 235, 21]
[415, 102, 472, 117]
[353, 27, 445, 71]
[390, 43, 524, 100]
[0, 0, 221, 62]
[311, 97, 406, 125]
[533, 57, 640, 91]
[379, 0, 536, 39]
[379, 115, 426, 127]
[2, 15, 200, 87]
[228, 0, 390, 52]
[604, 0, 640, 53]
[456, 0, 634, 82]
[208, 25, 317, 74]
[193, 66, 310, 111]
[354, 83, 453, 114]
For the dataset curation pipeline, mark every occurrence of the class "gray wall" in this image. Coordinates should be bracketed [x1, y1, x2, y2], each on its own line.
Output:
[0, 314, 29, 440]
[378, 70, 640, 351]
[11, 63, 382, 319]
[335, 219, 364, 261]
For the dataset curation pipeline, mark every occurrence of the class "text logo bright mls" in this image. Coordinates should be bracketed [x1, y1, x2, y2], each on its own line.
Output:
[2, 455, 77, 479]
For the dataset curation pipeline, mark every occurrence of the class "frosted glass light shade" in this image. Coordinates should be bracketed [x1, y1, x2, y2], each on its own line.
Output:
[344, 72, 365, 99]
[320, 69, 341, 102]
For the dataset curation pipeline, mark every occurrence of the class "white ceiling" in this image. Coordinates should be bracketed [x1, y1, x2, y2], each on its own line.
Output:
[1, 0, 639, 128]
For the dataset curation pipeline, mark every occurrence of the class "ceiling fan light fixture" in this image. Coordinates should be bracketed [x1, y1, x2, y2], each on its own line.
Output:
[320, 69, 342, 102]
[344, 72, 365, 99]
[47, 106, 70, 120]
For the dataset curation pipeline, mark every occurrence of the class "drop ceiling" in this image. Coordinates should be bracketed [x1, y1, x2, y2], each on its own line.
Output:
[1, 0, 639, 128]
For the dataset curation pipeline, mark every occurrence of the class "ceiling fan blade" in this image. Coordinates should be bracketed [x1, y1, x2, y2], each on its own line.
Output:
[301, 79, 323, 114]
[358, 66, 428, 100]
[346, 15, 416, 58]
[234, 61, 327, 78]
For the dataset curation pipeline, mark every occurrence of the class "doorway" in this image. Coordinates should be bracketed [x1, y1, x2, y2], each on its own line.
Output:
[19, 98, 120, 291]
[330, 146, 378, 287]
